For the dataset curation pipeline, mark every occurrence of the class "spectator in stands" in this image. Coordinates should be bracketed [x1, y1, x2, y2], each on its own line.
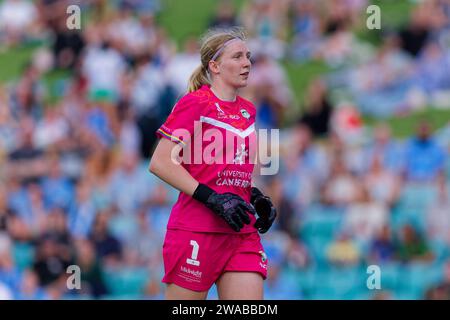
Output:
[5, 206, 33, 243]
[6, 178, 37, 230]
[240, 0, 289, 59]
[368, 225, 396, 264]
[323, 0, 352, 35]
[285, 235, 310, 270]
[364, 123, 404, 174]
[0, 91, 19, 154]
[0, 233, 22, 294]
[246, 52, 293, 127]
[125, 210, 161, 267]
[52, 17, 85, 70]
[343, 186, 388, 244]
[209, 0, 239, 29]
[10, 63, 44, 121]
[34, 106, 70, 150]
[0, 0, 39, 47]
[426, 174, 450, 244]
[73, 238, 108, 298]
[0, 281, 13, 300]
[398, 5, 431, 57]
[107, 5, 148, 62]
[396, 224, 434, 263]
[319, 24, 354, 67]
[351, 34, 417, 117]
[7, 117, 46, 184]
[263, 176, 297, 237]
[15, 269, 49, 300]
[164, 36, 200, 96]
[403, 121, 446, 183]
[89, 211, 122, 267]
[322, 156, 362, 207]
[326, 232, 361, 266]
[425, 283, 450, 300]
[425, 260, 450, 300]
[41, 155, 75, 211]
[129, 53, 169, 157]
[68, 179, 97, 239]
[109, 151, 152, 215]
[415, 42, 450, 95]
[364, 154, 401, 208]
[82, 34, 127, 103]
[298, 78, 333, 138]
[281, 124, 328, 209]
[32, 233, 71, 287]
[290, 0, 321, 62]
[0, 186, 14, 232]
[85, 150, 117, 212]
[130, 53, 166, 118]
[26, 182, 47, 234]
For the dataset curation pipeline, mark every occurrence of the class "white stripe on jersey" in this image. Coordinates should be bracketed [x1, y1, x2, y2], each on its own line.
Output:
[199, 116, 255, 138]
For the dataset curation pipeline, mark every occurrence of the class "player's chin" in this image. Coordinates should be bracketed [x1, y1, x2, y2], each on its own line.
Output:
[236, 78, 249, 88]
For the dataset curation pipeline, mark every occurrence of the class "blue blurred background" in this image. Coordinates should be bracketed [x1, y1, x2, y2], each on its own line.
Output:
[1, 0, 450, 300]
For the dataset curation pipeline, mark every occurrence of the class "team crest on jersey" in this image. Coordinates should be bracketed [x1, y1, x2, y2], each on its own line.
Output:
[240, 109, 250, 119]
[259, 251, 267, 263]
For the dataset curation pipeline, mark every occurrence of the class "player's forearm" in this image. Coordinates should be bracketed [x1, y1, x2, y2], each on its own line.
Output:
[151, 160, 199, 196]
[149, 140, 199, 196]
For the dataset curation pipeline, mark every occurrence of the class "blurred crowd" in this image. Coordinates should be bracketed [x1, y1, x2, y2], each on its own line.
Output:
[1, 0, 450, 300]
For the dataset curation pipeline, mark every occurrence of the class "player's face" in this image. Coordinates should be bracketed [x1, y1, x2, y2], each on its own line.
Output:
[215, 40, 251, 89]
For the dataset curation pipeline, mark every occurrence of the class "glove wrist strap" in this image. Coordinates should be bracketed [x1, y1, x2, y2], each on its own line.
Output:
[192, 183, 214, 204]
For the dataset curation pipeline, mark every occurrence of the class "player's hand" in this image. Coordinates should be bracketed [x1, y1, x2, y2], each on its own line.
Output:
[251, 187, 277, 234]
[205, 192, 257, 232]
[193, 184, 256, 232]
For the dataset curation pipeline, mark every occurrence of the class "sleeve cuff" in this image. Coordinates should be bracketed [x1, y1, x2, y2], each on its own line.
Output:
[156, 128, 187, 146]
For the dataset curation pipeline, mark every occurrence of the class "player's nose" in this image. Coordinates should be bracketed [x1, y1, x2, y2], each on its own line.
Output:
[242, 57, 251, 69]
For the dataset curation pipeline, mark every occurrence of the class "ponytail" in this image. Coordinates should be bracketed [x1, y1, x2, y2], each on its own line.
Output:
[187, 64, 210, 93]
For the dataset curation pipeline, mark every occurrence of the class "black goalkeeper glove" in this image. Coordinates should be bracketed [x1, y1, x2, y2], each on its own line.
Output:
[193, 183, 257, 232]
[251, 187, 277, 234]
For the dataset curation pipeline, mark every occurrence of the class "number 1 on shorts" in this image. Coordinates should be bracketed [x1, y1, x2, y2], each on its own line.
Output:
[186, 240, 200, 266]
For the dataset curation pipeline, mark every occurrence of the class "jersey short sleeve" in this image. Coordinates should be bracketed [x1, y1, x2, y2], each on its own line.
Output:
[156, 94, 202, 146]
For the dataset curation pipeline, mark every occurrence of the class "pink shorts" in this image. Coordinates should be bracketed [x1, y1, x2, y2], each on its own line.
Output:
[162, 229, 268, 292]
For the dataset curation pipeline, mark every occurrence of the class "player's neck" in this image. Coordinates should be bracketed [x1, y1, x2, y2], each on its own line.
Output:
[210, 83, 237, 102]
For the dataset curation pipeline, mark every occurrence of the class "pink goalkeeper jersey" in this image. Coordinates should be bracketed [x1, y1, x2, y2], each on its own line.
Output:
[156, 85, 257, 233]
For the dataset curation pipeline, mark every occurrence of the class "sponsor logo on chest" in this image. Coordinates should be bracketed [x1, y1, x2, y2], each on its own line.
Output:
[215, 103, 241, 120]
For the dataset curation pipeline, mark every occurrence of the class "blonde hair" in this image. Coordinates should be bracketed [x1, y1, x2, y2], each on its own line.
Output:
[187, 27, 247, 93]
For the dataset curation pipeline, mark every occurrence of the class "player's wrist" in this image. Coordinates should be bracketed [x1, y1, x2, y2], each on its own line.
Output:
[192, 183, 215, 204]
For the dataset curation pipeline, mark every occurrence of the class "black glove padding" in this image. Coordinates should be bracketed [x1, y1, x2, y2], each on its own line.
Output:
[251, 187, 277, 234]
[193, 184, 256, 232]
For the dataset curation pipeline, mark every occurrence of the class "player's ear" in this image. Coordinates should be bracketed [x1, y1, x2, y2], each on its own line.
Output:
[208, 60, 220, 75]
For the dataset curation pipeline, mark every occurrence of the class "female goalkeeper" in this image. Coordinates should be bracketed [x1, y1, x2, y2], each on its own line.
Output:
[149, 27, 277, 300]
